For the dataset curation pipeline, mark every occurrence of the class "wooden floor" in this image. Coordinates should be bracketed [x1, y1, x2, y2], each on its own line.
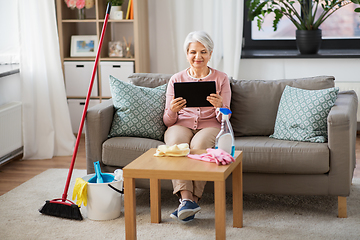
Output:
[0, 135, 360, 196]
[0, 136, 87, 196]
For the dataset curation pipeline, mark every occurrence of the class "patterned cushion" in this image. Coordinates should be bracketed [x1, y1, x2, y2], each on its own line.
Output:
[270, 86, 339, 143]
[108, 75, 167, 141]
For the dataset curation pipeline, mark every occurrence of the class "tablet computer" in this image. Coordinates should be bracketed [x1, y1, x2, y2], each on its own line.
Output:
[174, 81, 216, 107]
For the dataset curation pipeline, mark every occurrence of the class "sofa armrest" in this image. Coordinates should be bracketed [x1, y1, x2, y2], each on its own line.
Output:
[327, 90, 358, 196]
[85, 99, 114, 174]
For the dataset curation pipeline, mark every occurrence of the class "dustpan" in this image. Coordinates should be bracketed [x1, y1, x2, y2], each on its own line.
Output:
[88, 161, 115, 183]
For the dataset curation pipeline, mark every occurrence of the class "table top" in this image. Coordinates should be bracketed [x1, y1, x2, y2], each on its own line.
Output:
[123, 149, 243, 182]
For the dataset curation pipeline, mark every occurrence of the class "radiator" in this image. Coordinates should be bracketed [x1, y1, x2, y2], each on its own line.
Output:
[0, 102, 22, 160]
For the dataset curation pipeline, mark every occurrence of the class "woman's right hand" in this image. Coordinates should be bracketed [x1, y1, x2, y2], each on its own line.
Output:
[170, 97, 186, 113]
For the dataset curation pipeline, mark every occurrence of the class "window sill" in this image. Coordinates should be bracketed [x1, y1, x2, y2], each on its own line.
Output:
[241, 49, 360, 59]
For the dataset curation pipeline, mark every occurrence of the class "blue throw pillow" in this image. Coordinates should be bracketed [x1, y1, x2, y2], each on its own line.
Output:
[108, 75, 167, 141]
[270, 85, 339, 143]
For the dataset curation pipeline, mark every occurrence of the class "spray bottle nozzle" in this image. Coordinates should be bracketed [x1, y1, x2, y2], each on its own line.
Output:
[218, 108, 232, 115]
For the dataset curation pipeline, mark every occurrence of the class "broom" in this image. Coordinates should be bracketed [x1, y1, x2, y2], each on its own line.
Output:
[39, 3, 112, 220]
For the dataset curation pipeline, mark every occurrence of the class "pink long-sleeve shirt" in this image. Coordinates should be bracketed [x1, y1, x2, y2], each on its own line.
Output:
[163, 67, 231, 130]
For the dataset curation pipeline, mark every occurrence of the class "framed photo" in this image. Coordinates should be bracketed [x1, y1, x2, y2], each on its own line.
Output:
[108, 41, 124, 57]
[70, 35, 98, 57]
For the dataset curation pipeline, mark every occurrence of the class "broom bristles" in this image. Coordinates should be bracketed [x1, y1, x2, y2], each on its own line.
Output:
[39, 200, 83, 220]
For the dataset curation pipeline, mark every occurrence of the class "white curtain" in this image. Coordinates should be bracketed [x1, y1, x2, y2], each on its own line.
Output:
[148, 0, 243, 79]
[18, 0, 75, 159]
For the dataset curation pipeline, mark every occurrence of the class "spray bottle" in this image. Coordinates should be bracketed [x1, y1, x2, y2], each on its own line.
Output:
[215, 108, 235, 157]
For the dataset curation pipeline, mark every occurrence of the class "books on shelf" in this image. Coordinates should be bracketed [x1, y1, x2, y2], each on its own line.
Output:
[130, 0, 133, 19]
[126, 0, 133, 20]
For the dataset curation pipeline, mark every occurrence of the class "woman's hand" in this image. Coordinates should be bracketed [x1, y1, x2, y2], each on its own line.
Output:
[170, 97, 186, 113]
[207, 92, 223, 108]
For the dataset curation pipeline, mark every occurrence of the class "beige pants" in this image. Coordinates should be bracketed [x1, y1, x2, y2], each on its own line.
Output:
[164, 125, 220, 198]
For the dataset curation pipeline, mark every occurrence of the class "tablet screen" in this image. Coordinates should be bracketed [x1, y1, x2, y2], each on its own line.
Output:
[174, 81, 216, 107]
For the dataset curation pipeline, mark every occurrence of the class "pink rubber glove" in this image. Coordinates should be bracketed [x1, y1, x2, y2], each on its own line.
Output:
[187, 148, 235, 165]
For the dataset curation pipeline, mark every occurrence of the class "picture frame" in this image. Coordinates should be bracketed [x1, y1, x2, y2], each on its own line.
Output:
[70, 35, 98, 57]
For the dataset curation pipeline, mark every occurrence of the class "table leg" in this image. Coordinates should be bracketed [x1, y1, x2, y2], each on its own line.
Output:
[150, 178, 161, 223]
[232, 161, 243, 228]
[214, 180, 226, 240]
[124, 177, 136, 240]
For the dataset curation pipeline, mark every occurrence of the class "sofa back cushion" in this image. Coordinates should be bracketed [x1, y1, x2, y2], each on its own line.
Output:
[230, 76, 335, 136]
[128, 73, 172, 88]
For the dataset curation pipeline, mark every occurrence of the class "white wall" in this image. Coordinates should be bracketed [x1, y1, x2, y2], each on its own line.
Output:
[0, 0, 19, 64]
[0, 0, 21, 107]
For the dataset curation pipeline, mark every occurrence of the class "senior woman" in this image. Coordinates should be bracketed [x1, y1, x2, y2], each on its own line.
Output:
[163, 31, 232, 223]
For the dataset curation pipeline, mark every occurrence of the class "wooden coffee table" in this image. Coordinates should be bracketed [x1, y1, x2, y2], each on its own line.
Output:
[123, 148, 243, 240]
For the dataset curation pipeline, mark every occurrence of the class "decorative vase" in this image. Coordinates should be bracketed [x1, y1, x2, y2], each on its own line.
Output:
[110, 6, 123, 20]
[296, 29, 322, 54]
[78, 8, 86, 20]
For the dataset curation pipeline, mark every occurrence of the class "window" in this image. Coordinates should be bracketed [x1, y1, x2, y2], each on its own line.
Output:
[243, 1, 360, 50]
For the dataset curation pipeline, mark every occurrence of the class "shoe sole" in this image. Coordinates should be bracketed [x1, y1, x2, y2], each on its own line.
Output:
[170, 213, 194, 223]
[177, 207, 201, 220]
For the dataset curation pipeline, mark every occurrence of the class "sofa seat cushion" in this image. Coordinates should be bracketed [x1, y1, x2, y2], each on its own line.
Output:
[235, 136, 329, 174]
[102, 137, 164, 167]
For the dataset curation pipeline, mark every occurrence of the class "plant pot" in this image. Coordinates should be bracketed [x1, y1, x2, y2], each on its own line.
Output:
[296, 29, 322, 54]
[110, 6, 123, 20]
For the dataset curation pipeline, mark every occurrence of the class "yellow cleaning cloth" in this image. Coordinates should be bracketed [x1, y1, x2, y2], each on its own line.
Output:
[154, 143, 190, 157]
[72, 178, 88, 207]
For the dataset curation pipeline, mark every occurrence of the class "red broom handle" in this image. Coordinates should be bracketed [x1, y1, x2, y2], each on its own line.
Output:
[62, 3, 112, 202]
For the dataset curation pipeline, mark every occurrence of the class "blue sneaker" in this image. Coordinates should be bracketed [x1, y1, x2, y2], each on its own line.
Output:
[170, 209, 195, 223]
[177, 199, 201, 220]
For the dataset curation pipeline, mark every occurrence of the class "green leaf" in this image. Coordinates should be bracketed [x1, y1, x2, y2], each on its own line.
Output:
[257, 18, 263, 31]
[273, 9, 283, 31]
[355, 7, 360, 12]
[247, 0, 269, 21]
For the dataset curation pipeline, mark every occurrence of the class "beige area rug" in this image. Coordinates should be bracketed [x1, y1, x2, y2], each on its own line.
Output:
[1, 169, 360, 240]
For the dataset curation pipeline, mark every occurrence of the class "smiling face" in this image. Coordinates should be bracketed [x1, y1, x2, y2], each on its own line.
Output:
[186, 41, 212, 70]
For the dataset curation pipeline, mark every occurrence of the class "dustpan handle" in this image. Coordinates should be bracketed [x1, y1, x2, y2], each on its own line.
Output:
[62, 3, 112, 202]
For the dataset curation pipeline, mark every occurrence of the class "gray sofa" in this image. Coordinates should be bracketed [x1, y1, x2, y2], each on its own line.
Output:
[85, 73, 358, 217]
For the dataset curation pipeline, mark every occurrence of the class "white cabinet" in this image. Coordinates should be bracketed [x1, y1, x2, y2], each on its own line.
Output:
[64, 61, 98, 97]
[100, 61, 134, 97]
[67, 99, 100, 134]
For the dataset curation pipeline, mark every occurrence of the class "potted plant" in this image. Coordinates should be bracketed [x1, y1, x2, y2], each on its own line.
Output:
[246, 0, 360, 54]
[107, 0, 124, 19]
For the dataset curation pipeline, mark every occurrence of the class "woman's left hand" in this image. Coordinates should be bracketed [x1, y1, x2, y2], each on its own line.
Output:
[207, 92, 223, 108]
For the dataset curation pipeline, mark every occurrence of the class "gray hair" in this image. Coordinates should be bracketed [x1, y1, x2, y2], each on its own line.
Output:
[183, 31, 214, 54]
